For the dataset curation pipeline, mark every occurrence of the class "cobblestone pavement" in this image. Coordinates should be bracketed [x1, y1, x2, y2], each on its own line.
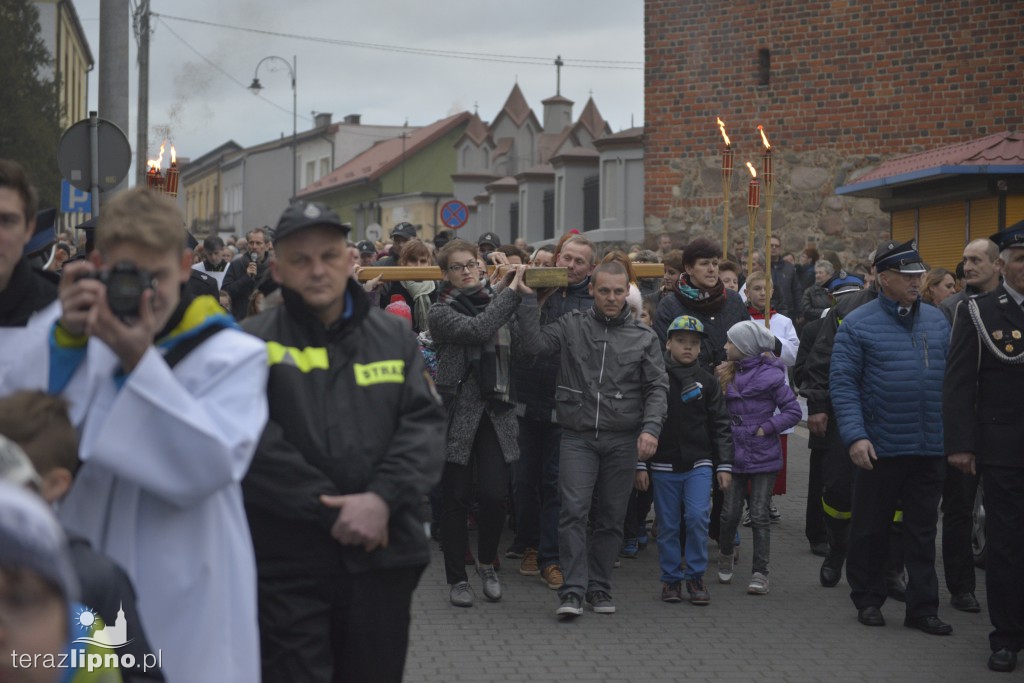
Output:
[405, 428, 1001, 682]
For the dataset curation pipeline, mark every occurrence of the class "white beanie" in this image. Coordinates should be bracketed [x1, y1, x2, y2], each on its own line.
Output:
[727, 320, 776, 358]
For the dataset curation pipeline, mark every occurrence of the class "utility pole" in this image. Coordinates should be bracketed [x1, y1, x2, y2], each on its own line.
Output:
[134, 0, 151, 186]
[99, 0, 131, 193]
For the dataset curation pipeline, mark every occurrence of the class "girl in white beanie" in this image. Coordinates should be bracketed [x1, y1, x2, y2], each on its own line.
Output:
[716, 321, 802, 595]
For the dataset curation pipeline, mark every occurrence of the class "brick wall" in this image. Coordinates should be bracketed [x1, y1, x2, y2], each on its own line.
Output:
[644, 0, 1024, 258]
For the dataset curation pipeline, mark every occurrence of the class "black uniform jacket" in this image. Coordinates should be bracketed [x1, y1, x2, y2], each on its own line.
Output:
[242, 284, 445, 576]
[943, 284, 1024, 467]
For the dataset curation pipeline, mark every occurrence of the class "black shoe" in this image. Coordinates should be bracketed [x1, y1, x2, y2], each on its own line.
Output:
[857, 606, 885, 626]
[988, 648, 1018, 673]
[950, 592, 981, 613]
[903, 615, 953, 636]
[810, 542, 829, 557]
[819, 556, 842, 588]
[556, 593, 583, 618]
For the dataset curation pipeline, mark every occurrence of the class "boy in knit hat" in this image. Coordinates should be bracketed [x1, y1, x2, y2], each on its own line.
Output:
[638, 316, 734, 604]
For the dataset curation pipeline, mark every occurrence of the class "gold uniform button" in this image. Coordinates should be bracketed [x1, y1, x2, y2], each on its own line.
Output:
[1013, 330, 1022, 340]
[1005, 343, 1015, 353]
[993, 330, 1004, 340]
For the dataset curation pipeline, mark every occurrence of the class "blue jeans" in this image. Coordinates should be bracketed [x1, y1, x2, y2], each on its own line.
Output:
[512, 417, 561, 568]
[720, 472, 777, 576]
[557, 429, 638, 599]
[652, 468, 713, 583]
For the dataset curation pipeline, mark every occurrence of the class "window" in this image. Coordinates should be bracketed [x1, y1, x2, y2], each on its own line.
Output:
[758, 49, 771, 86]
[306, 161, 316, 186]
[320, 157, 330, 179]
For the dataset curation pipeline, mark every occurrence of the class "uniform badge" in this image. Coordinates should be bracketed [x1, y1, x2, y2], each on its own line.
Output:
[1014, 330, 1022, 340]
[993, 330, 1004, 340]
[1005, 344, 1015, 353]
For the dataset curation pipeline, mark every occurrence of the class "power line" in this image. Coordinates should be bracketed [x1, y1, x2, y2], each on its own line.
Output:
[151, 13, 643, 70]
[156, 18, 313, 123]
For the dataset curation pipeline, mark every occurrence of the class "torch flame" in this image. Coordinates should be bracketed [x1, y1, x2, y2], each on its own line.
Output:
[717, 117, 731, 147]
[147, 142, 166, 171]
[746, 161, 757, 178]
[757, 125, 771, 150]
[170, 145, 177, 165]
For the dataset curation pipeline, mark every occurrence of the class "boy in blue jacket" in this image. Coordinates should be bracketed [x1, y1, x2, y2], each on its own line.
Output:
[637, 316, 734, 604]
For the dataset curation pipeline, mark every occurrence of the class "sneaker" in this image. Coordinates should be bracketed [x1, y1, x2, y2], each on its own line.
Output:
[741, 508, 752, 527]
[637, 525, 649, 550]
[477, 564, 502, 602]
[717, 551, 734, 584]
[586, 590, 616, 614]
[518, 548, 540, 576]
[661, 581, 683, 603]
[747, 572, 770, 595]
[541, 564, 565, 590]
[619, 538, 639, 559]
[686, 578, 711, 605]
[449, 581, 474, 607]
[556, 593, 583, 618]
[504, 543, 525, 559]
[769, 500, 781, 523]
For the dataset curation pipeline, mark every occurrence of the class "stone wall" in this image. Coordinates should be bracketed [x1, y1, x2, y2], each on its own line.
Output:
[644, 0, 1024, 264]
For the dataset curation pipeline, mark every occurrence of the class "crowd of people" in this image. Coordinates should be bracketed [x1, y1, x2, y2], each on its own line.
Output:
[1, 152, 1023, 682]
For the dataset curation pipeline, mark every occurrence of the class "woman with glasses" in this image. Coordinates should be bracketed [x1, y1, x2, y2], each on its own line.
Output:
[428, 239, 526, 608]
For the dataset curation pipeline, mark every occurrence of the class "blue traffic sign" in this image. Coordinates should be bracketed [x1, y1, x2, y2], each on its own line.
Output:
[61, 179, 92, 213]
[440, 200, 469, 229]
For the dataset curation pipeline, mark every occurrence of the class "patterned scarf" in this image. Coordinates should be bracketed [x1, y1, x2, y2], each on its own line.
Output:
[438, 282, 513, 406]
[401, 279, 436, 332]
[674, 273, 727, 313]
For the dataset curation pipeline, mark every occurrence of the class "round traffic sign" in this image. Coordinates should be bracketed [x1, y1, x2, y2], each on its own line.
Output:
[365, 223, 383, 241]
[57, 117, 132, 193]
[440, 200, 469, 229]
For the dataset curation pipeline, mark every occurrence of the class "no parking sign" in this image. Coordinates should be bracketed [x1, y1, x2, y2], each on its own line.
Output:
[440, 200, 468, 230]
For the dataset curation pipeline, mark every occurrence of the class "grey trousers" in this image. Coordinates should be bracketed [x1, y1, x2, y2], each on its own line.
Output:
[557, 429, 639, 599]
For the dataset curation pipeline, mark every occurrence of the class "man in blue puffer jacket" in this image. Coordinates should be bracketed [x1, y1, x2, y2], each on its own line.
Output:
[830, 239, 952, 636]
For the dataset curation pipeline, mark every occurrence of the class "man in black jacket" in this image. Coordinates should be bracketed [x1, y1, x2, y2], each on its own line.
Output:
[221, 227, 270, 320]
[945, 223, 1024, 672]
[769, 235, 802, 318]
[242, 201, 445, 682]
[0, 160, 59, 396]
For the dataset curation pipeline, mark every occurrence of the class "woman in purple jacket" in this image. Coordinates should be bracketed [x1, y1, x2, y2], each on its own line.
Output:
[716, 321, 802, 595]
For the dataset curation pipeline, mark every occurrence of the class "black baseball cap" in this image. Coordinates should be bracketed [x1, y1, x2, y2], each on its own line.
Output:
[478, 232, 501, 248]
[273, 201, 350, 243]
[391, 222, 417, 240]
[355, 240, 376, 255]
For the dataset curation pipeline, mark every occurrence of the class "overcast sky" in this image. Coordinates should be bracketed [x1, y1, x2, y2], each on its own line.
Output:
[75, 0, 643, 172]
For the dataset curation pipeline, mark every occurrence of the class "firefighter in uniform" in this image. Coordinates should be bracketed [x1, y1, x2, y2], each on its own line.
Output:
[944, 221, 1024, 672]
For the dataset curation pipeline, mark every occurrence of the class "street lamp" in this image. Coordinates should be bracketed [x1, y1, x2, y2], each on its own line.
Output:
[249, 55, 297, 198]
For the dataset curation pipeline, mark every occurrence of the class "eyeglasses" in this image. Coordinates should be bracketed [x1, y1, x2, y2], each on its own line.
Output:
[447, 261, 478, 274]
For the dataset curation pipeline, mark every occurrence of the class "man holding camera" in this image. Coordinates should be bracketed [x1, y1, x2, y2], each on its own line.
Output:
[222, 226, 271, 320]
[47, 187, 268, 683]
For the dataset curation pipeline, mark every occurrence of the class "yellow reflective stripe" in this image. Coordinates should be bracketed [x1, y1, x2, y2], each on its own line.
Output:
[822, 497, 851, 520]
[354, 360, 405, 386]
[266, 342, 329, 372]
[893, 510, 903, 523]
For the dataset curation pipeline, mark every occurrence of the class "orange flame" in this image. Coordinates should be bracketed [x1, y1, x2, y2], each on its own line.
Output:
[717, 117, 731, 147]
[170, 145, 177, 165]
[147, 142, 166, 171]
[746, 161, 757, 178]
[758, 125, 771, 150]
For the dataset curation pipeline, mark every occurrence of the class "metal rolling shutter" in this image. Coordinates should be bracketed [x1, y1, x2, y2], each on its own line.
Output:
[919, 201, 967, 271]
[892, 209, 916, 242]
[969, 197, 999, 240]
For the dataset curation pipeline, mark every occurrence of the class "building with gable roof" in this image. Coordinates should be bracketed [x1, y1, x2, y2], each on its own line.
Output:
[453, 83, 643, 247]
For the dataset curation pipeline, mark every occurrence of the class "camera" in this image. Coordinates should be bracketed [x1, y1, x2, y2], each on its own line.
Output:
[76, 261, 155, 319]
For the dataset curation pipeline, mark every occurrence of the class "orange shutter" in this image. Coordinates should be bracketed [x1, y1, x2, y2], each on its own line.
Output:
[918, 201, 967, 271]
[969, 197, 999, 240]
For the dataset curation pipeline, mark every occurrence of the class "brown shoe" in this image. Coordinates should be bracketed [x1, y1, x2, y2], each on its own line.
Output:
[518, 548, 540, 576]
[540, 564, 564, 590]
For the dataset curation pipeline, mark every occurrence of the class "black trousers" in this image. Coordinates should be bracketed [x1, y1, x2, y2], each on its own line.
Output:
[982, 464, 1024, 653]
[848, 456, 944, 618]
[258, 564, 424, 683]
[805, 447, 827, 545]
[940, 462, 978, 595]
[441, 413, 509, 584]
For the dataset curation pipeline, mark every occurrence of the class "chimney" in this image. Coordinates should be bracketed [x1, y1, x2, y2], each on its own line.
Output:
[314, 112, 332, 128]
[343, 114, 362, 125]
